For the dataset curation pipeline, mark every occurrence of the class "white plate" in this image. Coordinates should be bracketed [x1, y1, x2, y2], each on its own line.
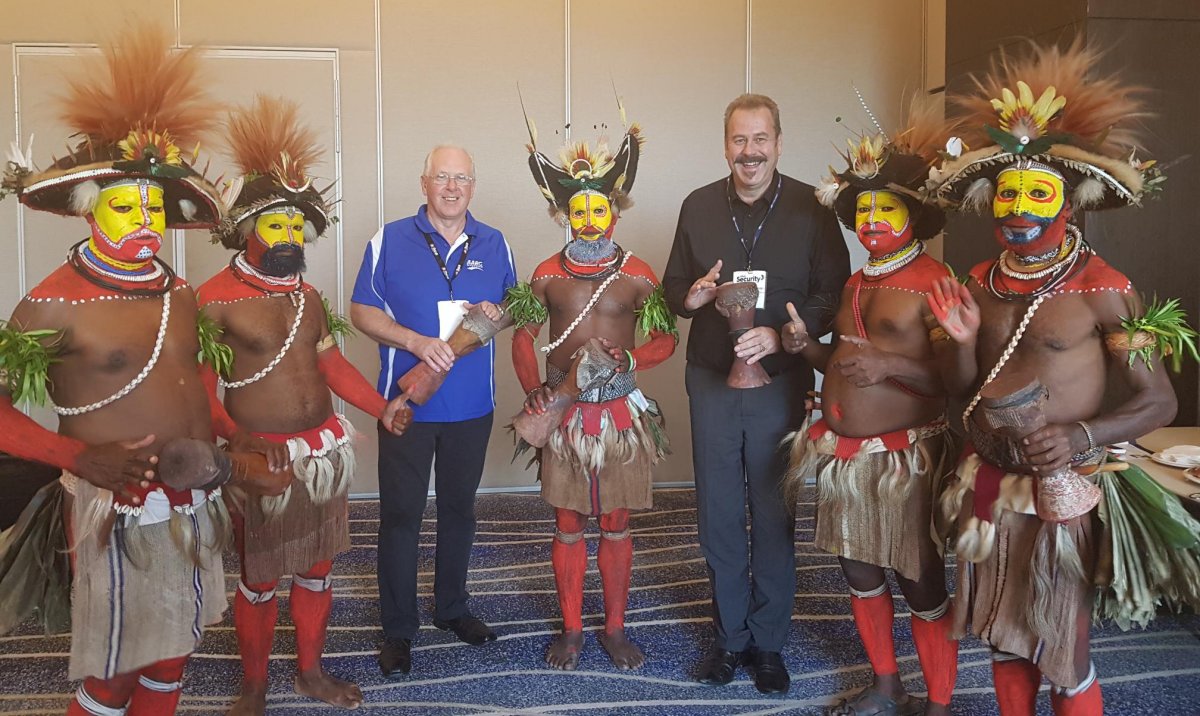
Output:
[1150, 452, 1200, 469]
[1185, 467, 1200, 486]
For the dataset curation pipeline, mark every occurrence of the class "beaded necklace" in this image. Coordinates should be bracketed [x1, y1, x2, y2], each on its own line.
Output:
[67, 240, 175, 296]
[862, 239, 924, 279]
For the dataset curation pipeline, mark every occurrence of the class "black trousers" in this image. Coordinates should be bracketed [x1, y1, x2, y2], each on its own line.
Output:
[685, 363, 808, 652]
[376, 412, 493, 641]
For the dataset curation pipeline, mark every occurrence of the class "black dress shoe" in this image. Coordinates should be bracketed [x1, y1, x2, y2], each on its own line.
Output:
[378, 637, 411, 678]
[749, 649, 790, 694]
[432, 614, 497, 645]
[696, 646, 747, 685]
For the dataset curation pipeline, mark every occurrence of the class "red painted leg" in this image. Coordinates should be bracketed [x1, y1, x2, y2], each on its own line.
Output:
[849, 585, 898, 677]
[291, 560, 333, 676]
[67, 673, 137, 715]
[1050, 665, 1103, 716]
[991, 655, 1042, 716]
[910, 600, 958, 708]
[125, 654, 188, 716]
[547, 508, 588, 670]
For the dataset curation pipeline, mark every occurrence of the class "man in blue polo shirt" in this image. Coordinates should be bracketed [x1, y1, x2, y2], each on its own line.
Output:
[350, 144, 517, 677]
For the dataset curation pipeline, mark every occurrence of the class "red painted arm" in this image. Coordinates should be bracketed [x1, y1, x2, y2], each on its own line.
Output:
[512, 323, 544, 394]
[630, 330, 676, 372]
[0, 397, 86, 472]
[317, 346, 387, 419]
[200, 364, 239, 440]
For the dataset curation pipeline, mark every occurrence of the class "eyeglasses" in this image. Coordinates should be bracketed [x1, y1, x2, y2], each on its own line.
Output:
[427, 173, 475, 186]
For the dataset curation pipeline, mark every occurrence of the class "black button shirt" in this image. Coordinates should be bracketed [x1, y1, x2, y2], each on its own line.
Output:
[663, 171, 850, 377]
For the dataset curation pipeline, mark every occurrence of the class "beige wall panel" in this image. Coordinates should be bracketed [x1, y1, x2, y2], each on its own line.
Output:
[12, 51, 181, 300]
[338, 49, 386, 493]
[0, 47, 20, 315]
[378, 0, 564, 491]
[0, 3, 174, 43]
[569, 0, 746, 485]
[178, 0, 376, 51]
[753, 0, 926, 269]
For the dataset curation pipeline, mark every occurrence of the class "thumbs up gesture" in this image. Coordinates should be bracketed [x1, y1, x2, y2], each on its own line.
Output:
[684, 259, 723, 311]
[781, 302, 809, 354]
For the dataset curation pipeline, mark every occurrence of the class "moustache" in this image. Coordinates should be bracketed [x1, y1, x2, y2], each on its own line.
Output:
[735, 154, 769, 165]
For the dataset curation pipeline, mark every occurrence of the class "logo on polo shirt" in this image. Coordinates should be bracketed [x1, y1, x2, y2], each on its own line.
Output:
[466, 259, 485, 271]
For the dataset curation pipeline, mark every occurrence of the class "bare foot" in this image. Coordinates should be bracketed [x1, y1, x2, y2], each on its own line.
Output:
[546, 631, 584, 670]
[598, 630, 645, 670]
[295, 670, 363, 710]
[227, 687, 267, 716]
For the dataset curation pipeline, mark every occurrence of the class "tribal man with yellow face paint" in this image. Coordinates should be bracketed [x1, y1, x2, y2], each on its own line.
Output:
[0, 26, 295, 716]
[783, 103, 961, 716]
[926, 43, 1196, 716]
[510, 116, 677, 672]
[198, 95, 411, 715]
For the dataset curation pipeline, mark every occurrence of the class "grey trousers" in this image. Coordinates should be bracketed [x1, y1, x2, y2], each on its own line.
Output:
[685, 363, 808, 652]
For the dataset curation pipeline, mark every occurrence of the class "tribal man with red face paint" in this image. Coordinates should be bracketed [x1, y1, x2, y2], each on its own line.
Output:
[781, 100, 960, 716]
[197, 96, 411, 715]
[927, 41, 1200, 716]
[0, 27, 289, 716]
[508, 111, 676, 671]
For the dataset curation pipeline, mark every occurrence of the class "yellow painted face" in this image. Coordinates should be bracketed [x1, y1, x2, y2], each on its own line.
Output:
[567, 192, 613, 241]
[994, 168, 1065, 221]
[89, 181, 166, 262]
[254, 209, 306, 248]
[854, 190, 910, 233]
[854, 190, 912, 254]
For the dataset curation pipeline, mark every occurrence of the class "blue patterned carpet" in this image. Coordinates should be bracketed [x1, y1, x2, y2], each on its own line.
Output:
[2, 486, 1199, 714]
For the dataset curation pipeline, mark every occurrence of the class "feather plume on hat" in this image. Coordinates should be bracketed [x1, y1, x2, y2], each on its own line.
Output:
[3, 23, 223, 228]
[930, 37, 1156, 212]
[212, 95, 333, 249]
[819, 93, 958, 240]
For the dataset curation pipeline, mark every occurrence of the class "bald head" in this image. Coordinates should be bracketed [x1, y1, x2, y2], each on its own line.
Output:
[422, 145, 476, 178]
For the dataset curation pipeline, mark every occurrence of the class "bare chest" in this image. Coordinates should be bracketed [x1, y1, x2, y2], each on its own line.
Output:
[218, 294, 321, 357]
[544, 276, 641, 327]
[977, 292, 1099, 364]
[58, 297, 194, 376]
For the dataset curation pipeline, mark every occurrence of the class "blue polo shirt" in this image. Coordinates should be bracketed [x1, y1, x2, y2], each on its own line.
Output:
[351, 206, 517, 422]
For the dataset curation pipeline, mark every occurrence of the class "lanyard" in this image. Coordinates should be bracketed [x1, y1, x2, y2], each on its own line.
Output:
[726, 174, 782, 270]
[422, 232, 471, 300]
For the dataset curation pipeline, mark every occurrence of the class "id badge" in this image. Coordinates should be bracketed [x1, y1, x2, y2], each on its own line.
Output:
[437, 300, 469, 341]
[732, 270, 767, 310]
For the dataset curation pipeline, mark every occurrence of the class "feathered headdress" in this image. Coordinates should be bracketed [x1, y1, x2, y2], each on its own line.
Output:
[211, 95, 333, 249]
[928, 38, 1156, 213]
[523, 95, 644, 226]
[816, 94, 955, 240]
[1, 23, 222, 228]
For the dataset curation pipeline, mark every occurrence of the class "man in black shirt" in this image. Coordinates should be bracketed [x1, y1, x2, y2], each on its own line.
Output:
[663, 93, 850, 694]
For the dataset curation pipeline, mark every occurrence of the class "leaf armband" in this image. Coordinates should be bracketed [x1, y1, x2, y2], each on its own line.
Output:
[321, 293, 356, 343]
[505, 282, 548, 329]
[196, 308, 234, 378]
[636, 285, 678, 340]
[1113, 296, 1200, 372]
[0, 321, 62, 407]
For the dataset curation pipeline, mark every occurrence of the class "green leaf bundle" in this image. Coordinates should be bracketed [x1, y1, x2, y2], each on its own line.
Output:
[1119, 296, 1199, 373]
[321, 294, 356, 342]
[0, 321, 61, 408]
[636, 285, 678, 339]
[196, 309, 234, 378]
[504, 282, 548, 328]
